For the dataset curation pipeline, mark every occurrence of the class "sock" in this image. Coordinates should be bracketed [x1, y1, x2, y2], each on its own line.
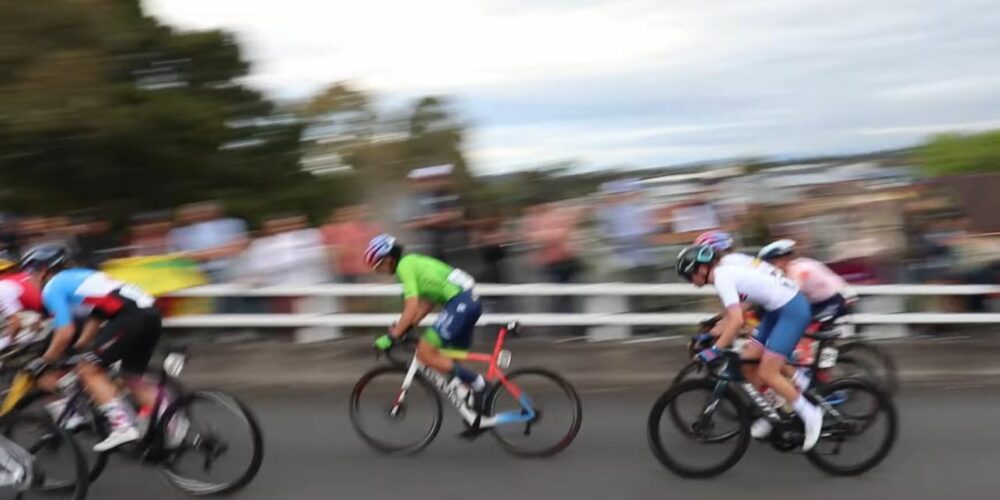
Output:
[792, 369, 810, 390]
[100, 399, 135, 431]
[451, 364, 479, 386]
[792, 396, 815, 416]
[471, 375, 486, 392]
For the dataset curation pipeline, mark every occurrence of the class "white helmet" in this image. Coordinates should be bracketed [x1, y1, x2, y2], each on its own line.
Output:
[757, 239, 796, 261]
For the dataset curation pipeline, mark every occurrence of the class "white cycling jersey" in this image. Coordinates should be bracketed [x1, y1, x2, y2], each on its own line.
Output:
[713, 263, 800, 311]
[720, 252, 755, 267]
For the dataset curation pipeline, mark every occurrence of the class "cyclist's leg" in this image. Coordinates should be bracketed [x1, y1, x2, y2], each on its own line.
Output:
[119, 309, 163, 409]
[419, 292, 483, 387]
[78, 311, 147, 449]
[757, 306, 810, 404]
[740, 342, 765, 387]
[743, 309, 777, 386]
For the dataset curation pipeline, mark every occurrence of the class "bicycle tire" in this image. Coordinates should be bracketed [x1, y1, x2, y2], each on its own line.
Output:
[349, 366, 442, 454]
[0, 390, 89, 500]
[158, 390, 265, 496]
[806, 378, 897, 476]
[837, 341, 898, 395]
[647, 378, 751, 478]
[671, 361, 706, 385]
[484, 368, 582, 457]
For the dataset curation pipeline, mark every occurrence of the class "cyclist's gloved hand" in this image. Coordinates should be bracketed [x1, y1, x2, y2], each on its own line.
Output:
[24, 357, 50, 378]
[695, 346, 722, 364]
[689, 333, 714, 353]
[374, 334, 395, 351]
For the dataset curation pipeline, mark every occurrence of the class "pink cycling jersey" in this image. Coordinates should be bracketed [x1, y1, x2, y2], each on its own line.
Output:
[786, 257, 848, 304]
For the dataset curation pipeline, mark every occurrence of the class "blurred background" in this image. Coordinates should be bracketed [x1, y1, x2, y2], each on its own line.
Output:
[1, 0, 999, 320]
[4, 2, 1000, 500]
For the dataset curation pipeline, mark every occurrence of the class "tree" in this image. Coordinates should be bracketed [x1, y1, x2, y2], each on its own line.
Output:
[0, 0, 325, 224]
[917, 130, 1000, 177]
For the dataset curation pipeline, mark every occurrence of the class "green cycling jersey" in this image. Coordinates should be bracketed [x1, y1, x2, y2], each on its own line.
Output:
[394, 253, 475, 305]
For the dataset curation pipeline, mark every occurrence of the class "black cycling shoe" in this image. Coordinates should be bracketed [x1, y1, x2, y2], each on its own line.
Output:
[457, 386, 491, 440]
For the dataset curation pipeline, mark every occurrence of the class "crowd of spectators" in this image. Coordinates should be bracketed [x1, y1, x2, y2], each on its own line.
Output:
[1, 169, 996, 318]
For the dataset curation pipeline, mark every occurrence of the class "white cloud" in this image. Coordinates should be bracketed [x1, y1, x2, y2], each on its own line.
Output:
[144, 0, 1000, 172]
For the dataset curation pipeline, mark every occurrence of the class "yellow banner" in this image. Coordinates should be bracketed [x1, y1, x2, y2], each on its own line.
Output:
[102, 254, 208, 297]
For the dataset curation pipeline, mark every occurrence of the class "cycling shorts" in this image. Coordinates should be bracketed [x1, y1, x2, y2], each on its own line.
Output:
[752, 293, 811, 360]
[424, 291, 482, 350]
[90, 305, 163, 374]
[811, 293, 849, 322]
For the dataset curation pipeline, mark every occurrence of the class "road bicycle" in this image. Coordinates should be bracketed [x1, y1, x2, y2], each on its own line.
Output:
[1, 347, 263, 497]
[648, 345, 897, 477]
[676, 313, 898, 395]
[350, 322, 582, 457]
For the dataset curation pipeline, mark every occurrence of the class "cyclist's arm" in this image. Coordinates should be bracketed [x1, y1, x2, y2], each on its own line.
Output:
[2, 314, 21, 340]
[41, 285, 76, 363]
[711, 270, 745, 349]
[413, 299, 434, 324]
[42, 325, 74, 364]
[0, 284, 23, 339]
[73, 317, 103, 351]
[714, 305, 745, 349]
[391, 297, 422, 338]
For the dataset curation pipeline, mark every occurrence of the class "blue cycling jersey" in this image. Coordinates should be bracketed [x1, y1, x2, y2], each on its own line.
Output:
[42, 269, 154, 329]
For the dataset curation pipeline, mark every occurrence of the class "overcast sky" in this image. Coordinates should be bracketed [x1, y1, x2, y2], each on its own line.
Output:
[146, 0, 1000, 174]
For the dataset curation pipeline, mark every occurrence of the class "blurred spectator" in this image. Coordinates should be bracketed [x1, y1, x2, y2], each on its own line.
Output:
[596, 179, 657, 282]
[405, 165, 463, 260]
[127, 211, 173, 256]
[242, 214, 328, 287]
[0, 214, 19, 253]
[523, 202, 583, 313]
[660, 197, 722, 245]
[472, 215, 511, 284]
[321, 205, 382, 283]
[168, 201, 248, 284]
[71, 213, 116, 267]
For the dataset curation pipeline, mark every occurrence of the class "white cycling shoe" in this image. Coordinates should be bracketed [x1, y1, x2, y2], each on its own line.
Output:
[750, 418, 773, 439]
[798, 404, 824, 452]
[94, 426, 141, 452]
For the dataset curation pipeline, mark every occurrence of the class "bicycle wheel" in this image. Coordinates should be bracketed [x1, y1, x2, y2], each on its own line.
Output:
[485, 368, 581, 457]
[838, 342, 898, 395]
[158, 390, 264, 496]
[806, 378, 897, 476]
[647, 379, 750, 478]
[350, 366, 442, 454]
[0, 394, 89, 500]
[671, 361, 707, 385]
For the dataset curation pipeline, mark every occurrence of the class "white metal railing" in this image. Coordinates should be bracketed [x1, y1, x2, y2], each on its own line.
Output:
[161, 283, 1000, 329]
[168, 283, 1000, 297]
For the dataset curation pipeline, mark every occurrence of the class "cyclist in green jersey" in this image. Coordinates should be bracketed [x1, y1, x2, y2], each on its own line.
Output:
[366, 235, 487, 415]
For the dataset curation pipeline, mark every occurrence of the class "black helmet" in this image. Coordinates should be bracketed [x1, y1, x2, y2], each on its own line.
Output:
[676, 244, 716, 282]
[757, 239, 796, 262]
[19, 245, 68, 273]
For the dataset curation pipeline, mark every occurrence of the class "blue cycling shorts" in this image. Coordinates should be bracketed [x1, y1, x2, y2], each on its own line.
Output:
[752, 293, 811, 360]
[424, 291, 482, 350]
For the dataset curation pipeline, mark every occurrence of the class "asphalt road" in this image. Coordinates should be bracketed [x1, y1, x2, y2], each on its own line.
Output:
[60, 385, 1000, 500]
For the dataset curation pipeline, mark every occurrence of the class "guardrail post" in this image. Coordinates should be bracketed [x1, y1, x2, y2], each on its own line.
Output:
[293, 295, 342, 343]
[586, 294, 630, 340]
[859, 295, 910, 338]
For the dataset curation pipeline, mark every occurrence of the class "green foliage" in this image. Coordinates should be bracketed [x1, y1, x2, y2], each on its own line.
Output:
[918, 130, 1000, 176]
[0, 0, 330, 225]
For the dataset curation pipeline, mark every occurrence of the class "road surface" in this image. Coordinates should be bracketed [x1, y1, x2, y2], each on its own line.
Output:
[79, 385, 999, 500]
